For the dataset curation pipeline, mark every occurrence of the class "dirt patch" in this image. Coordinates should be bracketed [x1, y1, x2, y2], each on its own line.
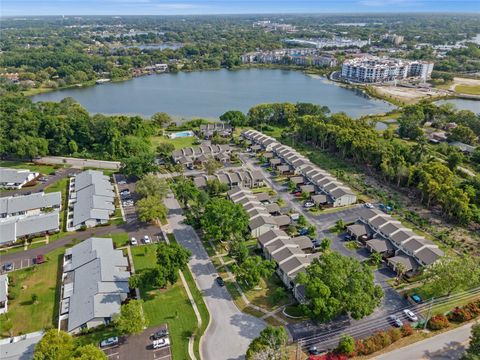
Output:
[372, 85, 448, 104]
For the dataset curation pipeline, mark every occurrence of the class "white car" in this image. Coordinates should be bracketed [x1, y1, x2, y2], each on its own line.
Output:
[118, 180, 127, 185]
[364, 203, 374, 209]
[130, 237, 138, 246]
[403, 309, 418, 322]
[152, 338, 170, 349]
[304, 201, 315, 208]
[143, 235, 151, 244]
[100, 337, 119, 348]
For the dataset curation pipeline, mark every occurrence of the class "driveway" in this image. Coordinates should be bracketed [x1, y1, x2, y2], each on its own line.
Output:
[164, 194, 265, 360]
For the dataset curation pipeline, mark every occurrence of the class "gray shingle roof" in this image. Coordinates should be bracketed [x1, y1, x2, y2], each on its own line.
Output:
[366, 238, 394, 253]
[64, 238, 129, 332]
[415, 247, 444, 266]
[0, 212, 59, 244]
[0, 274, 8, 303]
[0, 168, 38, 186]
[0, 192, 61, 216]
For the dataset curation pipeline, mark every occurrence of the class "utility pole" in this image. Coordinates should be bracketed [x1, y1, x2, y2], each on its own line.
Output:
[423, 297, 434, 330]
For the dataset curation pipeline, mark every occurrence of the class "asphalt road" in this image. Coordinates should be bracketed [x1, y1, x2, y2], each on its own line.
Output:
[164, 194, 266, 360]
[374, 322, 475, 360]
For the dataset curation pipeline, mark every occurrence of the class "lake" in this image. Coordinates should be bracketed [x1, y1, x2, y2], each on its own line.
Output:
[435, 99, 480, 113]
[31, 68, 396, 119]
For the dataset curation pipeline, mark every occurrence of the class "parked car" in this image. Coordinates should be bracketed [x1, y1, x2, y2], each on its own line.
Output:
[152, 338, 170, 349]
[308, 346, 320, 355]
[39, 177, 48, 182]
[293, 191, 302, 197]
[303, 201, 315, 208]
[3, 263, 13, 272]
[298, 228, 309, 236]
[143, 235, 151, 244]
[388, 315, 403, 327]
[364, 202, 374, 209]
[403, 309, 418, 322]
[289, 213, 300, 221]
[216, 276, 225, 287]
[151, 329, 169, 340]
[411, 294, 422, 304]
[130, 237, 138, 246]
[34, 254, 45, 264]
[118, 180, 127, 185]
[344, 234, 353, 241]
[120, 189, 130, 195]
[122, 200, 134, 206]
[100, 337, 119, 348]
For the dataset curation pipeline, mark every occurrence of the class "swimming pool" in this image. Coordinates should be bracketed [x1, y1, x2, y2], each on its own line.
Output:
[169, 130, 195, 139]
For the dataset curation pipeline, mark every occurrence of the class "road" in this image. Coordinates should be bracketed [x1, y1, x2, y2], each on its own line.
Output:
[375, 322, 475, 360]
[240, 154, 409, 348]
[164, 194, 266, 360]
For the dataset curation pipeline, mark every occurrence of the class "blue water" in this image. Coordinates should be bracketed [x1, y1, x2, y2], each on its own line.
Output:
[173, 131, 194, 138]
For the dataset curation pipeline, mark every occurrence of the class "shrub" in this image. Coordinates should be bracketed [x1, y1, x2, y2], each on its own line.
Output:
[361, 338, 380, 355]
[336, 335, 356, 356]
[372, 331, 392, 348]
[448, 307, 473, 323]
[388, 328, 402, 342]
[427, 314, 450, 330]
[354, 340, 365, 355]
[401, 323, 414, 337]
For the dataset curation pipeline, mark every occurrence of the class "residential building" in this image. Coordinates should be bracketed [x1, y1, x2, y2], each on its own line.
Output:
[0, 212, 60, 245]
[193, 169, 264, 189]
[172, 144, 232, 166]
[0, 274, 8, 314]
[0, 168, 39, 189]
[199, 123, 232, 139]
[0, 331, 44, 360]
[341, 56, 434, 83]
[241, 48, 337, 68]
[0, 192, 61, 218]
[68, 170, 115, 231]
[60, 237, 130, 334]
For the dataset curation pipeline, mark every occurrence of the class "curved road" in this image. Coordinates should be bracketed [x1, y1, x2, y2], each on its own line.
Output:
[164, 195, 266, 360]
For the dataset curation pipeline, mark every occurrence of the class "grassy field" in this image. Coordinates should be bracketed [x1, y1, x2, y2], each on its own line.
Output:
[132, 244, 198, 360]
[242, 274, 291, 312]
[0, 160, 59, 175]
[100, 232, 129, 248]
[44, 177, 69, 232]
[455, 84, 480, 95]
[150, 135, 196, 150]
[0, 247, 63, 337]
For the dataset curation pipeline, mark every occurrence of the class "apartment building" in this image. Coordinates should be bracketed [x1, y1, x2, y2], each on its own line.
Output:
[241, 48, 337, 68]
[0, 192, 61, 218]
[0, 168, 39, 189]
[192, 169, 264, 189]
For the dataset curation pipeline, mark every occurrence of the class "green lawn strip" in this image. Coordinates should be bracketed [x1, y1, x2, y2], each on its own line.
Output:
[241, 274, 291, 312]
[150, 135, 197, 150]
[75, 326, 120, 347]
[0, 243, 27, 256]
[130, 244, 158, 271]
[0, 160, 60, 175]
[455, 84, 480, 95]
[44, 177, 69, 231]
[99, 233, 129, 248]
[0, 247, 64, 336]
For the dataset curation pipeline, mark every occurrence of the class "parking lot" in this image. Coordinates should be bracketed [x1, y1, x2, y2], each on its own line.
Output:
[103, 325, 172, 360]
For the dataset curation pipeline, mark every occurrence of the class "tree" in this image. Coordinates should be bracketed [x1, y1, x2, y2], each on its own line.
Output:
[173, 177, 199, 207]
[73, 344, 107, 360]
[115, 300, 147, 335]
[422, 255, 480, 297]
[369, 252, 383, 266]
[319, 237, 331, 252]
[156, 142, 175, 158]
[204, 156, 222, 175]
[246, 326, 288, 360]
[308, 225, 317, 238]
[229, 239, 249, 264]
[137, 195, 167, 223]
[220, 110, 248, 127]
[334, 219, 346, 232]
[205, 178, 229, 196]
[296, 252, 383, 321]
[156, 242, 191, 284]
[201, 198, 249, 243]
[233, 256, 275, 289]
[297, 214, 307, 227]
[462, 323, 480, 360]
[136, 174, 168, 199]
[447, 149, 464, 170]
[336, 334, 356, 355]
[449, 125, 477, 145]
[121, 152, 158, 178]
[151, 112, 172, 128]
[33, 329, 75, 360]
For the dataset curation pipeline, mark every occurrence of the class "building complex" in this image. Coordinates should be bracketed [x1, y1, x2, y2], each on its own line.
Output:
[241, 48, 337, 67]
[341, 56, 434, 83]
[0, 168, 39, 189]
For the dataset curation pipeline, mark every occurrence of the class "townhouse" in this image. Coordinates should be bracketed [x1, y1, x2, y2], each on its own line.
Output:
[193, 169, 264, 189]
[0, 274, 8, 314]
[172, 144, 232, 167]
[199, 123, 232, 139]
[59, 237, 130, 334]
[68, 170, 115, 231]
[0, 212, 60, 245]
[0, 168, 39, 189]
[242, 129, 357, 207]
[355, 208, 444, 274]
[0, 192, 61, 218]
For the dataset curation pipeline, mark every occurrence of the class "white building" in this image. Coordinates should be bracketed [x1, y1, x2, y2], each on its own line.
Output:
[341, 56, 434, 83]
[0, 168, 39, 189]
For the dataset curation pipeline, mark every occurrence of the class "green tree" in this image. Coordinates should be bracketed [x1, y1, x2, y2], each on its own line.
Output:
[121, 152, 158, 178]
[319, 237, 331, 252]
[449, 125, 477, 145]
[156, 242, 191, 284]
[73, 344, 107, 360]
[205, 178, 229, 196]
[151, 112, 172, 128]
[447, 149, 464, 171]
[136, 174, 168, 199]
[297, 214, 307, 227]
[156, 142, 175, 158]
[369, 252, 383, 266]
[31, 293, 38, 304]
[115, 300, 147, 335]
[229, 240, 249, 264]
[173, 177, 199, 207]
[246, 326, 288, 360]
[33, 329, 75, 360]
[137, 196, 167, 223]
[296, 252, 383, 321]
[233, 256, 275, 289]
[462, 323, 480, 360]
[422, 255, 480, 296]
[336, 334, 356, 355]
[219, 110, 248, 127]
[204, 156, 222, 175]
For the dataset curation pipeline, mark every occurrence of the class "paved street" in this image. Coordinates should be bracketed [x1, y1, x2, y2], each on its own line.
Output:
[164, 194, 266, 360]
[375, 322, 475, 360]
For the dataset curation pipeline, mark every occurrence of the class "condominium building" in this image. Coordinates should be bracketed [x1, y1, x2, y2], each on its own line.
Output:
[241, 48, 337, 68]
[341, 56, 434, 83]
[0, 168, 39, 189]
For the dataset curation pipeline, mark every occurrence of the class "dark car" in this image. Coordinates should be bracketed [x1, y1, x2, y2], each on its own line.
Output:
[298, 228, 309, 236]
[308, 346, 320, 355]
[216, 276, 225, 287]
[388, 315, 403, 328]
[3, 263, 13, 272]
[151, 328, 169, 340]
[34, 254, 45, 264]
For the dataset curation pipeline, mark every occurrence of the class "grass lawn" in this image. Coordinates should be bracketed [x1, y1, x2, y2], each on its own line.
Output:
[150, 135, 197, 150]
[455, 84, 480, 95]
[0, 247, 64, 337]
[45, 177, 69, 231]
[100, 232, 129, 248]
[242, 274, 291, 312]
[0, 160, 59, 175]
[131, 244, 158, 271]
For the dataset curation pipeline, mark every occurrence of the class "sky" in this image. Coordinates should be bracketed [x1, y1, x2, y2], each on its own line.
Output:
[1, 0, 479, 16]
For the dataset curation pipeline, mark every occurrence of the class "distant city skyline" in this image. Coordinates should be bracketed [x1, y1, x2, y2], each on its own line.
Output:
[2, 0, 479, 17]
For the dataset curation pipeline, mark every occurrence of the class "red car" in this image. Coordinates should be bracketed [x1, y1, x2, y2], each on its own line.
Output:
[34, 254, 45, 264]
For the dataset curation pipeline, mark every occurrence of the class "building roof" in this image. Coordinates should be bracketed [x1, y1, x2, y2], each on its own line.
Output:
[265, 203, 281, 214]
[415, 246, 444, 265]
[0, 192, 61, 216]
[0, 274, 8, 303]
[389, 229, 419, 246]
[378, 222, 404, 237]
[366, 238, 394, 253]
[290, 176, 304, 184]
[300, 185, 315, 193]
[311, 194, 327, 204]
[258, 229, 290, 247]
[0, 212, 60, 244]
[347, 223, 369, 237]
[388, 252, 418, 272]
[291, 236, 313, 250]
[255, 192, 270, 203]
[64, 238, 129, 332]
[402, 237, 428, 253]
[277, 165, 290, 172]
[369, 216, 392, 229]
[274, 215, 291, 227]
[249, 216, 278, 230]
[269, 158, 282, 165]
[0, 168, 38, 186]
